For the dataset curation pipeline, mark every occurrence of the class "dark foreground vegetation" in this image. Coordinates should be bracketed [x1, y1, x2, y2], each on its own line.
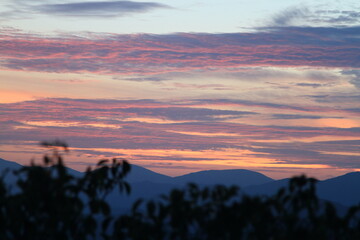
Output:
[1, 142, 360, 239]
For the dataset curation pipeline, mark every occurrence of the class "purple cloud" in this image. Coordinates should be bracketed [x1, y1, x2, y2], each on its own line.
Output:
[36, 1, 170, 17]
[1, 26, 360, 76]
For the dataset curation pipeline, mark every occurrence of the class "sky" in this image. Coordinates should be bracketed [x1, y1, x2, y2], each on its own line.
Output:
[0, 0, 359, 179]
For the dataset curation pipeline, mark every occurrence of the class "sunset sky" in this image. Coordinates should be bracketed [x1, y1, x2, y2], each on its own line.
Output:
[0, 0, 359, 179]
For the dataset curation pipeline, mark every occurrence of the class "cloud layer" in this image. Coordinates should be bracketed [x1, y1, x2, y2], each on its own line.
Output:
[0, 24, 359, 178]
[1, 0, 169, 19]
[36, 1, 169, 17]
[1, 98, 359, 178]
[1, 26, 360, 76]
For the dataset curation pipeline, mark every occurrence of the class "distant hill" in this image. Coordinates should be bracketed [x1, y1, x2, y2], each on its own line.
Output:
[1, 157, 360, 209]
[108, 181, 177, 214]
[244, 172, 360, 207]
[0, 158, 22, 184]
[317, 172, 360, 206]
[126, 165, 173, 184]
[110, 168, 274, 212]
[173, 169, 273, 187]
[244, 178, 290, 196]
[0, 158, 22, 171]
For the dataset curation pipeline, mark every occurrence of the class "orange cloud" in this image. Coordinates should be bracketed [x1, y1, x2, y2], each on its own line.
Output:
[1, 98, 359, 179]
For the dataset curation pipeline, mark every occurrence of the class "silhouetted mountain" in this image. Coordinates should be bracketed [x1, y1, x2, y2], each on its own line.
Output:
[0, 158, 22, 171]
[109, 167, 276, 211]
[174, 169, 273, 187]
[1, 158, 360, 210]
[108, 165, 175, 213]
[244, 172, 360, 207]
[108, 181, 177, 214]
[317, 172, 360, 206]
[126, 165, 173, 184]
[0, 157, 83, 184]
[0, 158, 22, 184]
[244, 178, 290, 195]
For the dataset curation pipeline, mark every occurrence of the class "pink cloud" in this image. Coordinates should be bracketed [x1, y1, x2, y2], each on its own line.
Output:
[1, 27, 359, 75]
[0, 98, 359, 174]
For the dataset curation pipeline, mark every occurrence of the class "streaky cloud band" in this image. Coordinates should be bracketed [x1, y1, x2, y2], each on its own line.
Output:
[0, 26, 360, 76]
[36, 1, 170, 17]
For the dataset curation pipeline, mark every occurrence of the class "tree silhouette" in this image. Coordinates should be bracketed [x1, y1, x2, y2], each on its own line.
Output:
[113, 177, 360, 240]
[0, 141, 131, 240]
[0, 141, 360, 239]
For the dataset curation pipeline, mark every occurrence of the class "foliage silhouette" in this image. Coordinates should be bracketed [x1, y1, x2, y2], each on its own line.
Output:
[0, 142, 360, 239]
[113, 177, 360, 240]
[0, 141, 131, 240]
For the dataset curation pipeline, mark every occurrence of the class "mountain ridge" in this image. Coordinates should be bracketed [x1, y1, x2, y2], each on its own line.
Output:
[173, 168, 273, 187]
[1, 157, 359, 207]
